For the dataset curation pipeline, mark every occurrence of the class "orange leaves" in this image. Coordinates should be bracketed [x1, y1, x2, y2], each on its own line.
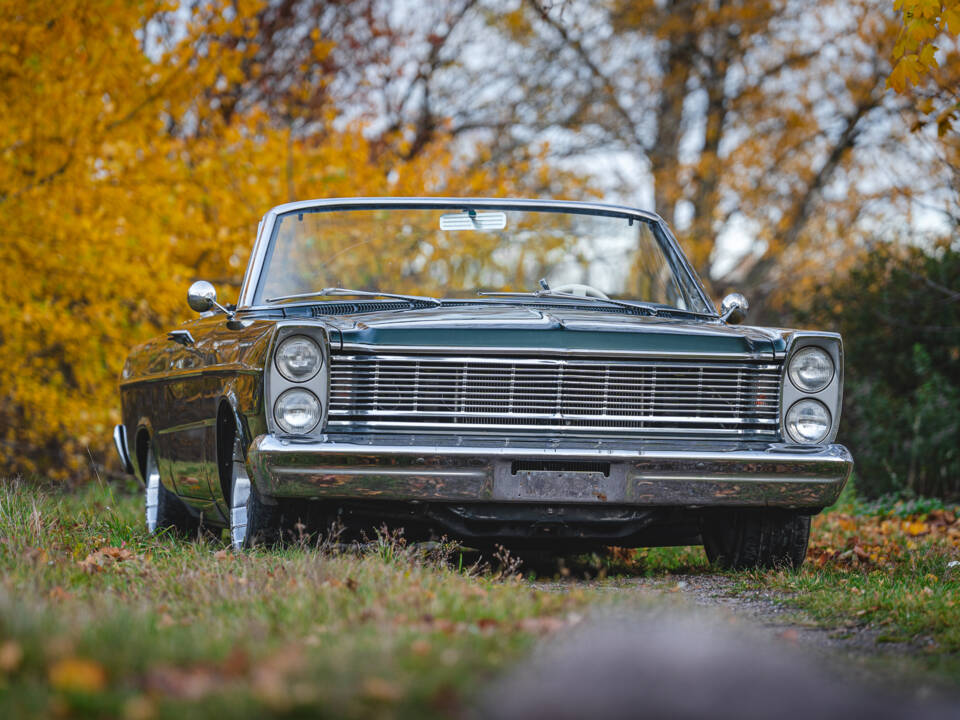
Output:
[807, 507, 960, 570]
[77, 545, 138, 574]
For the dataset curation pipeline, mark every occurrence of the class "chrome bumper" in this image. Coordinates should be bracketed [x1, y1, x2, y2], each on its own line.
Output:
[247, 434, 853, 509]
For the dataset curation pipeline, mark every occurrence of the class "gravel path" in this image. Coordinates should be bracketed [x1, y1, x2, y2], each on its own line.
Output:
[476, 572, 960, 719]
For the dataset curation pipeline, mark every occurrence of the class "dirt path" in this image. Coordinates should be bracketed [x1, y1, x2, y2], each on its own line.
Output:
[476, 572, 960, 720]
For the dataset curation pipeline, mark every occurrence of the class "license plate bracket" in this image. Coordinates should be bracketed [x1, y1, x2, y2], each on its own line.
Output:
[493, 462, 625, 502]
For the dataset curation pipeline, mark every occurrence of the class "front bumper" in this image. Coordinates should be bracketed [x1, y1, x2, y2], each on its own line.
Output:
[247, 434, 853, 509]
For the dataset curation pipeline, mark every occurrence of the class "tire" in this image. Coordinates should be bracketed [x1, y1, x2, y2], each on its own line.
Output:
[701, 509, 811, 570]
[144, 443, 202, 537]
[228, 435, 283, 549]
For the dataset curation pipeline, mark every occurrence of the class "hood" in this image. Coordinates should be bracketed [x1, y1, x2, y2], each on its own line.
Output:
[322, 304, 780, 358]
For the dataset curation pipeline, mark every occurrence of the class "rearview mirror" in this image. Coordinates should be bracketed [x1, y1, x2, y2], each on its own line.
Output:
[187, 281, 218, 313]
[720, 293, 749, 324]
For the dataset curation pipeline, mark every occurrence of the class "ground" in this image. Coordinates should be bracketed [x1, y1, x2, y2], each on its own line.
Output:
[0, 479, 958, 719]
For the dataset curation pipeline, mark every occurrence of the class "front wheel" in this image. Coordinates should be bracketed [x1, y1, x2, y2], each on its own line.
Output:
[229, 435, 284, 549]
[145, 444, 202, 537]
[701, 509, 811, 570]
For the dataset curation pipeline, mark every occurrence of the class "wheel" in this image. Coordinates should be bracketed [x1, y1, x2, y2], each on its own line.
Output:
[701, 509, 811, 570]
[144, 443, 202, 537]
[229, 435, 283, 549]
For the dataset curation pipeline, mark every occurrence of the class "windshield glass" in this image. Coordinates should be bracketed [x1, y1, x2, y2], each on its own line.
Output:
[253, 204, 711, 313]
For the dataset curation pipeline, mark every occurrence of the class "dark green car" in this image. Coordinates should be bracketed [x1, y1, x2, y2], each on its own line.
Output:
[115, 198, 852, 568]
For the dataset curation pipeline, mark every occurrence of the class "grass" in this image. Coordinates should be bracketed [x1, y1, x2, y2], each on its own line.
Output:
[738, 479, 960, 659]
[0, 480, 591, 719]
[2, 477, 959, 718]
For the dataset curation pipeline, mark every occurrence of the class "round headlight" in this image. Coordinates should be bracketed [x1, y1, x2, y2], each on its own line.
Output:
[274, 389, 321, 434]
[785, 399, 831, 444]
[788, 346, 834, 393]
[276, 335, 322, 382]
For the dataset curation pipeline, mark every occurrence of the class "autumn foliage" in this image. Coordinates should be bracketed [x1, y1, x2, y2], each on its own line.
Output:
[1, 1, 957, 481]
[0, 1, 572, 479]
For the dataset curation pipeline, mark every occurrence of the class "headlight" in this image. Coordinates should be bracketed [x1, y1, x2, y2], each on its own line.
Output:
[274, 388, 321, 434]
[788, 346, 834, 392]
[785, 399, 831, 444]
[275, 335, 322, 382]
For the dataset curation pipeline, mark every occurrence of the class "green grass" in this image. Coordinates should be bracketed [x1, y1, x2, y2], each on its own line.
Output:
[0, 481, 591, 719]
[3, 477, 959, 718]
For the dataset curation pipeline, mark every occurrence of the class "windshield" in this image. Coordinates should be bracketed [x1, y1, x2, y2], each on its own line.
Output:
[253, 204, 711, 313]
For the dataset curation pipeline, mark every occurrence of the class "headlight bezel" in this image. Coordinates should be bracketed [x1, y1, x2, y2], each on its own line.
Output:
[274, 387, 322, 434]
[787, 346, 834, 393]
[785, 398, 832, 444]
[779, 333, 843, 446]
[265, 323, 330, 437]
[275, 334, 323, 383]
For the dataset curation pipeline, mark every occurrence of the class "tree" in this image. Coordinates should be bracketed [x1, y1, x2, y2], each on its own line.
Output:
[376, 0, 954, 318]
[0, 0, 585, 479]
[889, 0, 960, 136]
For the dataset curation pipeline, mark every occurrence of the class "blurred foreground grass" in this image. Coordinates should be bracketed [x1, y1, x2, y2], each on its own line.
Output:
[2, 478, 959, 719]
[0, 481, 590, 719]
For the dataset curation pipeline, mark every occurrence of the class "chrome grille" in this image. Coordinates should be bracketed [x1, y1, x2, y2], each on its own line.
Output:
[328, 354, 782, 437]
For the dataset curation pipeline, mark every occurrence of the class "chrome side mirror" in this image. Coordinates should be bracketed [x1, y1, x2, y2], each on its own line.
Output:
[720, 292, 749, 324]
[187, 280, 234, 318]
[187, 281, 217, 312]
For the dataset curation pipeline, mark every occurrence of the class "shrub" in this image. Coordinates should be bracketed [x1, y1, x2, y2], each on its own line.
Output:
[800, 240, 960, 500]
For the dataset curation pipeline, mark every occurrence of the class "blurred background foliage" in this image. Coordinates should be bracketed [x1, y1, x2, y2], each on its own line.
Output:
[798, 242, 960, 500]
[0, 0, 957, 493]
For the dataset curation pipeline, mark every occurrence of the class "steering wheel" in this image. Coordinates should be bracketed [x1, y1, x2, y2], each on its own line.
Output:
[550, 283, 611, 300]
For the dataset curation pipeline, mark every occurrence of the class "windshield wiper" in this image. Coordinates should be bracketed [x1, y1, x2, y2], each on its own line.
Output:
[265, 287, 442, 306]
[477, 289, 659, 315]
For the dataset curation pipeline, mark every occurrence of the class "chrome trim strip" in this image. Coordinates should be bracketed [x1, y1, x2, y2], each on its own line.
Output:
[119, 367, 261, 388]
[247, 435, 853, 508]
[156, 418, 216, 435]
[339, 343, 771, 360]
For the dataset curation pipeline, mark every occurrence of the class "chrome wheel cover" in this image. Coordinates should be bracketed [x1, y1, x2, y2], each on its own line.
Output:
[145, 447, 160, 533]
[230, 436, 251, 550]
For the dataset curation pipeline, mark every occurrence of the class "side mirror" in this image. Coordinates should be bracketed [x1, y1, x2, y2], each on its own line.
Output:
[187, 281, 218, 313]
[720, 292, 749, 324]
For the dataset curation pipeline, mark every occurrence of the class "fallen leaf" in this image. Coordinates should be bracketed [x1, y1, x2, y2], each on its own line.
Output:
[363, 676, 403, 702]
[410, 639, 431, 656]
[0, 641, 23, 673]
[778, 629, 799, 642]
[48, 586, 73, 601]
[48, 657, 107, 692]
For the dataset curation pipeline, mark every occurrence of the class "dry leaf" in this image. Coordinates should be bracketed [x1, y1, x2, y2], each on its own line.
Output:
[48, 657, 107, 692]
[0, 641, 23, 673]
[363, 676, 403, 702]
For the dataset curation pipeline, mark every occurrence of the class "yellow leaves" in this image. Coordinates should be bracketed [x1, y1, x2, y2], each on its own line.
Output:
[2, 1, 584, 480]
[945, 6, 960, 34]
[889, 0, 958, 92]
[48, 657, 108, 693]
[888, 53, 925, 92]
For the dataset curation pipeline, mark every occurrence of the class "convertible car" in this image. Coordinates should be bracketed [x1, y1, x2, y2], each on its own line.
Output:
[115, 197, 852, 568]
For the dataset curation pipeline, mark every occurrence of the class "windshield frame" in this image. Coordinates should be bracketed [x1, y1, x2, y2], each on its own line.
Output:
[238, 197, 717, 316]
